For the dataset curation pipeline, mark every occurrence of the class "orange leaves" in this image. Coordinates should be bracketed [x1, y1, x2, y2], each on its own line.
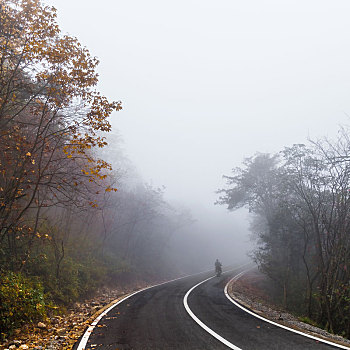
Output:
[105, 187, 117, 193]
[0, 0, 121, 240]
[2, 0, 107, 111]
[88, 200, 98, 208]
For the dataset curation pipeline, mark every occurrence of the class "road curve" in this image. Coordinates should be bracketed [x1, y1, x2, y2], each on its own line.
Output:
[75, 265, 346, 349]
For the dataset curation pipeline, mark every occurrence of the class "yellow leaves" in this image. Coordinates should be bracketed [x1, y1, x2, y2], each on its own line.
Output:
[0, 0, 121, 219]
[105, 187, 117, 193]
[89, 201, 98, 208]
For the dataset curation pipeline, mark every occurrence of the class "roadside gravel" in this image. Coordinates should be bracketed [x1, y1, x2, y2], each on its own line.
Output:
[228, 268, 350, 348]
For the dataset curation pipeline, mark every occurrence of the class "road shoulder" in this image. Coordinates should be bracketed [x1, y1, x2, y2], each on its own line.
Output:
[227, 268, 350, 349]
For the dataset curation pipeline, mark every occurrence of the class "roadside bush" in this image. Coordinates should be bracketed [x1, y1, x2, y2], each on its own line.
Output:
[298, 316, 319, 327]
[51, 256, 107, 304]
[0, 272, 46, 339]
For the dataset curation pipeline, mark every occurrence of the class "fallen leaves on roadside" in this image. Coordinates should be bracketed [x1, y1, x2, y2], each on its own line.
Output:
[0, 283, 149, 350]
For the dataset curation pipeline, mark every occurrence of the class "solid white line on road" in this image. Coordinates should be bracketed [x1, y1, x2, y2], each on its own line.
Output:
[76, 288, 145, 350]
[76, 268, 215, 350]
[224, 271, 350, 350]
[183, 271, 243, 350]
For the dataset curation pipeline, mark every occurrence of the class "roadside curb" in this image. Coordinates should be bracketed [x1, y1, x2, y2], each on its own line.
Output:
[225, 271, 350, 350]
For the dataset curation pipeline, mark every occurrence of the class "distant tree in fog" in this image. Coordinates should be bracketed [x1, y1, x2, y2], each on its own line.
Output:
[218, 131, 350, 337]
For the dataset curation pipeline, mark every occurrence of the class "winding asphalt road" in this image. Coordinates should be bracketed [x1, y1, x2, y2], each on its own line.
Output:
[76, 265, 347, 349]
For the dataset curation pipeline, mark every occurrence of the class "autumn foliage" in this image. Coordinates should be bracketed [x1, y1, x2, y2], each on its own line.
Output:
[0, 1, 195, 341]
[0, 0, 123, 336]
[0, 0, 121, 269]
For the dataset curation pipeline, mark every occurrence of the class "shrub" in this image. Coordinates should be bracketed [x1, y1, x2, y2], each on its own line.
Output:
[0, 272, 46, 339]
[298, 316, 319, 327]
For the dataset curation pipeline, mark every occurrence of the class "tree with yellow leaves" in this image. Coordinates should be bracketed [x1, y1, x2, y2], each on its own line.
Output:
[0, 0, 121, 269]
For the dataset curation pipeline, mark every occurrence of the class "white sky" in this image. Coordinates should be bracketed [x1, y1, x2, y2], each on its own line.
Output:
[47, 0, 350, 261]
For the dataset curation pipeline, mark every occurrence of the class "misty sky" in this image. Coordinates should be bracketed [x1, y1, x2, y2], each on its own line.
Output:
[47, 0, 350, 263]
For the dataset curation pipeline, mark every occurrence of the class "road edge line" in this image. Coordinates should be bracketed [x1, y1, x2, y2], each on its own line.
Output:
[75, 269, 214, 350]
[224, 271, 350, 350]
[183, 269, 244, 350]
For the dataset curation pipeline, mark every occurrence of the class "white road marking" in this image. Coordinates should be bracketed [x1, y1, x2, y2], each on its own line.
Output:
[183, 273, 243, 350]
[224, 271, 350, 350]
[76, 269, 215, 350]
[76, 289, 144, 350]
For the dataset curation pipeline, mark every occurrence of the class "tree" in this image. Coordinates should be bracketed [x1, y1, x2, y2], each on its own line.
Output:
[0, 0, 121, 270]
[218, 140, 350, 337]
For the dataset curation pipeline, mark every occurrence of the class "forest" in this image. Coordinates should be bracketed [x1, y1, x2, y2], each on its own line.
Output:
[0, 0, 193, 339]
[218, 130, 350, 338]
[2, 0, 350, 344]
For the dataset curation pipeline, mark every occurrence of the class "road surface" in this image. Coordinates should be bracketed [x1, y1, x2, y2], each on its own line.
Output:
[75, 265, 346, 349]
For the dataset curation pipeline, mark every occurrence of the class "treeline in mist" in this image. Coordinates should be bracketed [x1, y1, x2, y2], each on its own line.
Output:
[0, 0, 191, 338]
[218, 129, 350, 338]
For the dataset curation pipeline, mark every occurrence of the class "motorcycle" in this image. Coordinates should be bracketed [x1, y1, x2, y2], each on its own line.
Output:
[215, 265, 222, 277]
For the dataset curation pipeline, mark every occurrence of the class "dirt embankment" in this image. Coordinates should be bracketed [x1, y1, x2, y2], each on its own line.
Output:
[228, 268, 350, 348]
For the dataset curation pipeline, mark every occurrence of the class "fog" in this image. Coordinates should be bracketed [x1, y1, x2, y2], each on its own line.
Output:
[48, 0, 350, 270]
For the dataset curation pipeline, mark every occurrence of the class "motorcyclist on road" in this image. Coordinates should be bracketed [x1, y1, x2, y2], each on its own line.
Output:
[215, 259, 222, 277]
